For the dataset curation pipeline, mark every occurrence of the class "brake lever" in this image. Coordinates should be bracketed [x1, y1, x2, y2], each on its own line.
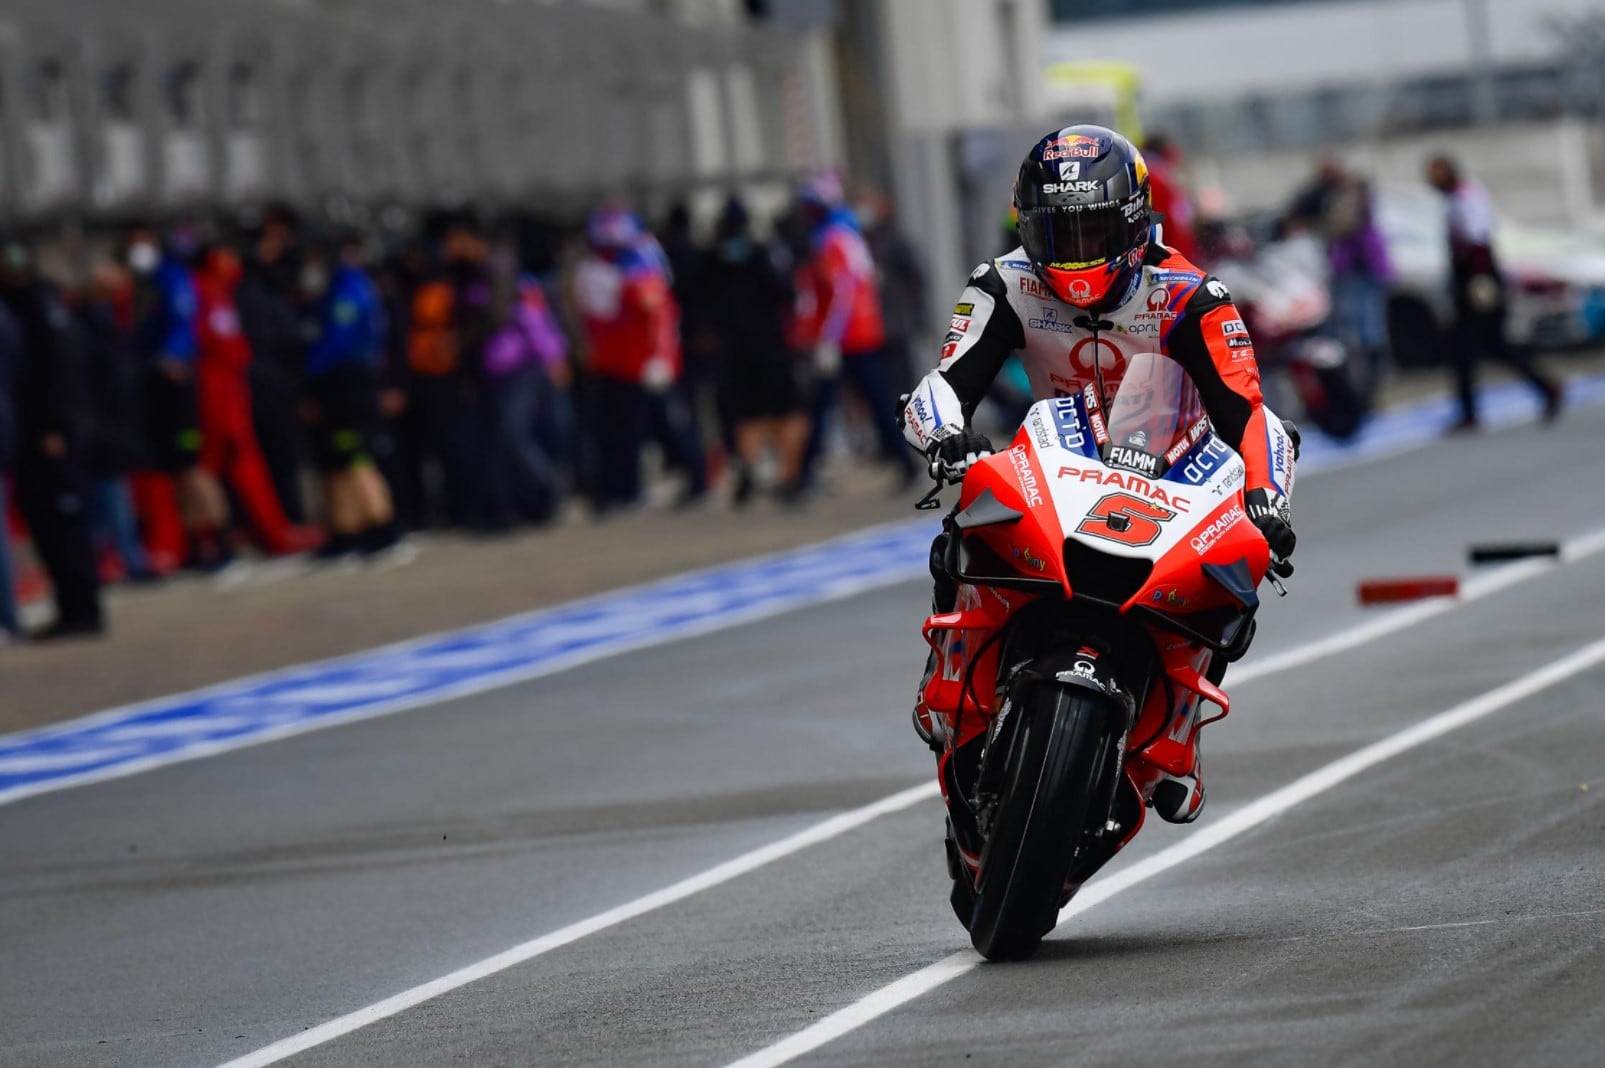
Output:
[914, 481, 945, 511]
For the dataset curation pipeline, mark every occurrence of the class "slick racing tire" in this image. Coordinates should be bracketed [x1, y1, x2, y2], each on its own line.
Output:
[968, 684, 1124, 962]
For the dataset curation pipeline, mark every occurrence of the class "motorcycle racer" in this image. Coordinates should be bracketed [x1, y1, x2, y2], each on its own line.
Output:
[902, 125, 1298, 822]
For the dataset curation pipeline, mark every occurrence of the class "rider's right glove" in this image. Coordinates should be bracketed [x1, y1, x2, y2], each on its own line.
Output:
[1245, 487, 1296, 579]
[927, 429, 995, 484]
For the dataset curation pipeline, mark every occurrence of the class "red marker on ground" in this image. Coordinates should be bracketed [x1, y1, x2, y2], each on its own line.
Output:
[1356, 576, 1460, 606]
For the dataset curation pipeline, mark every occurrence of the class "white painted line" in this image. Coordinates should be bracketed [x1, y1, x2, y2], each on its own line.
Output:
[214, 781, 941, 1068]
[726, 633, 1605, 1068]
[214, 526, 1605, 1067]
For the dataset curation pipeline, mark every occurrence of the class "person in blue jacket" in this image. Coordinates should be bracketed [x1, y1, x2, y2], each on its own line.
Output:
[127, 222, 229, 567]
[305, 231, 399, 559]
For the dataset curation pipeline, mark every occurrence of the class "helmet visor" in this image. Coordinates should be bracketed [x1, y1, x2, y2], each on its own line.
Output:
[1018, 202, 1141, 270]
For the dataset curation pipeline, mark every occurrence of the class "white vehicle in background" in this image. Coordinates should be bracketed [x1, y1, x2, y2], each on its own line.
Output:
[1377, 188, 1605, 365]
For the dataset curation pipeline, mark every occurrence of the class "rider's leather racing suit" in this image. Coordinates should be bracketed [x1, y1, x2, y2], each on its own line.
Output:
[903, 241, 1294, 513]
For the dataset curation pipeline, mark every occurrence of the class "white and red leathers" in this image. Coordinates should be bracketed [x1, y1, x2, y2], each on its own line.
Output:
[902, 242, 1296, 511]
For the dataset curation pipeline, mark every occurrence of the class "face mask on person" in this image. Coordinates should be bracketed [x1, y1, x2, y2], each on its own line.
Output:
[128, 241, 160, 275]
[300, 264, 329, 299]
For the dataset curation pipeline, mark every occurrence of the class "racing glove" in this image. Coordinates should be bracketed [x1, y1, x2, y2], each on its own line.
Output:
[927, 428, 994, 484]
[1245, 487, 1296, 578]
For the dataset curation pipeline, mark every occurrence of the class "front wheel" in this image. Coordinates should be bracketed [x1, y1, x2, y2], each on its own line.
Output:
[968, 684, 1125, 961]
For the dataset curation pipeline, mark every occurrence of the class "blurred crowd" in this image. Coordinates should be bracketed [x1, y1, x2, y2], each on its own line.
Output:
[1, 140, 1566, 646]
[0, 177, 929, 643]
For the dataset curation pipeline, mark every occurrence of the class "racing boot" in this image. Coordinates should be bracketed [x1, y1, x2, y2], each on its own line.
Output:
[1152, 742, 1206, 824]
[912, 650, 945, 753]
[912, 532, 960, 753]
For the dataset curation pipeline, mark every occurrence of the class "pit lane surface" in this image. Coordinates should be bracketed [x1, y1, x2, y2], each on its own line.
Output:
[3, 408, 1604, 1067]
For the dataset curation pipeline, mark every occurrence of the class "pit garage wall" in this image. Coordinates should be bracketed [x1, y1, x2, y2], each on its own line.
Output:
[0, 0, 845, 225]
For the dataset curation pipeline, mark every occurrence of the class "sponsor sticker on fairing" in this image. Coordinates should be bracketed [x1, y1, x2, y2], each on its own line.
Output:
[1049, 397, 1087, 451]
[1029, 409, 1057, 452]
[1213, 461, 1246, 496]
[1055, 466, 1191, 509]
[1108, 445, 1160, 476]
[1008, 445, 1043, 507]
[1190, 504, 1246, 555]
[1178, 435, 1234, 485]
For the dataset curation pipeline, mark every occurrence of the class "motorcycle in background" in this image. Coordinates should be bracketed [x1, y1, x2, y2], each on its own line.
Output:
[1212, 232, 1369, 441]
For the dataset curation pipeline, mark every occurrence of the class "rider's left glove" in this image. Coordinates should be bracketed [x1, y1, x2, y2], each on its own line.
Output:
[928, 429, 994, 484]
[1245, 487, 1296, 578]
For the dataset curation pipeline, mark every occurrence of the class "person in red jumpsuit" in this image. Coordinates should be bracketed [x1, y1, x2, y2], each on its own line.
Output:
[194, 246, 315, 556]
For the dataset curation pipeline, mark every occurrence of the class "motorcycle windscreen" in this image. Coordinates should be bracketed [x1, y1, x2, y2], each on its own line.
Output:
[1101, 353, 1208, 475]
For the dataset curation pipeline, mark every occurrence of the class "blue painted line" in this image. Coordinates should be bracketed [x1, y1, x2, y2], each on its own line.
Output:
[1, 372, 1600, 807]
[0, 521, 938, 806]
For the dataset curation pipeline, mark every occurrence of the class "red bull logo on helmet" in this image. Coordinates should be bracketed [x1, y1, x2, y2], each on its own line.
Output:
[1042, 133, 1106, 161]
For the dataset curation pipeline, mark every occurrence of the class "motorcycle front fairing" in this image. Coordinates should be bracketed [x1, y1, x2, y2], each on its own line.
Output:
[921, 355, 1275, 842]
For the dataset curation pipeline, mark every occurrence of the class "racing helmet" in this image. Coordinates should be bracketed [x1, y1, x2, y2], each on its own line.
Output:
[1014, 125, 1153, 312]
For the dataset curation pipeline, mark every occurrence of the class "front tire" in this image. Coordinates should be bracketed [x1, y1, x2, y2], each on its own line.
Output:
[968, 684, 1124, 961]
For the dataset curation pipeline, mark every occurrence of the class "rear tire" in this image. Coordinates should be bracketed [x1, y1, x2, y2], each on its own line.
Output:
[968, 684, 1124, 961]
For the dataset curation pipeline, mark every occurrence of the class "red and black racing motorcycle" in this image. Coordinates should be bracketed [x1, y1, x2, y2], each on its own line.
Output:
[915, 353, 1296, 960]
